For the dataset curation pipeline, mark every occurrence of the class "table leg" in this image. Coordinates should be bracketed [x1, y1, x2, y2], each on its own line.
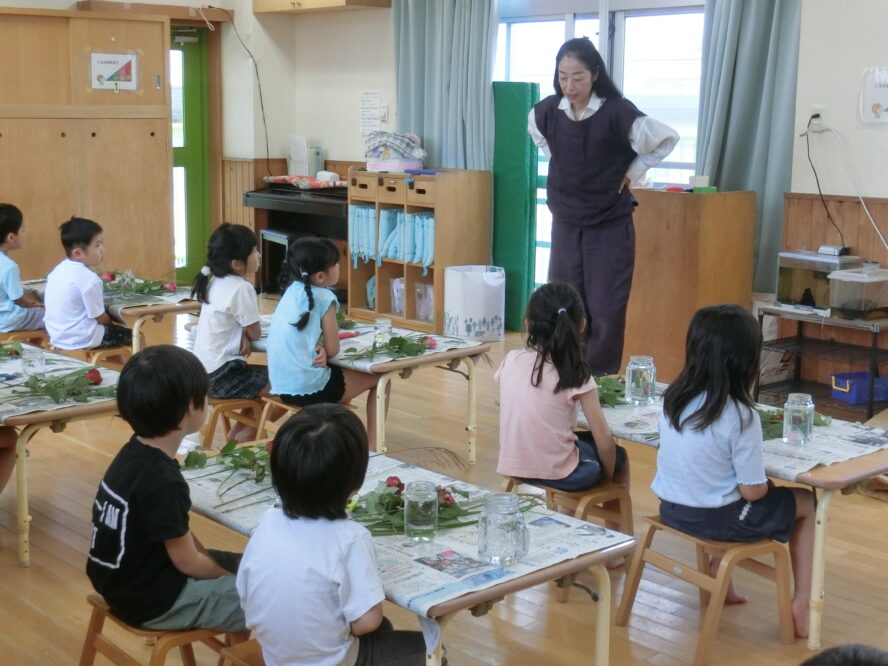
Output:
[131, 314, 152, 354]
[807, 488, 835, 650]
[15, 423, 42, 567]
[423, 614, 453, 666]
[588, 564, 612, 666]
[463, 356, 477, 464]
[376, 373, 394, 455]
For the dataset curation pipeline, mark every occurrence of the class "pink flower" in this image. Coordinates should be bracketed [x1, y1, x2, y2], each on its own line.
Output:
[165, 282, 177, 292]
[265, 441, 274, 455]
[421, 336, 437, 350]
[101, 272, 115, 282]
[436, 487, 456, 506]
[385, 476, 405, 495]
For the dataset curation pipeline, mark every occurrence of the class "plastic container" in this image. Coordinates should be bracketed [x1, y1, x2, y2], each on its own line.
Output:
[365, 158, 424, 173]
[776, 250, 861, 309]
[830, 371, 888, 404]
[828, 267, 888, 319]
[443, 266, 505, 341]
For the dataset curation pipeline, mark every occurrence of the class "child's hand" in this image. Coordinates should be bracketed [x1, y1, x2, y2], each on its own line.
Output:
[238, 330, 253, 357]
[312, 344, 327, 367]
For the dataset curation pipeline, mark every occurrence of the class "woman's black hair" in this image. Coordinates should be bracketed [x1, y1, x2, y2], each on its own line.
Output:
[553, 37, 623, 100]
[663, 304, 762, 433]
[117, 345, 208, 438]
[280, 236, 340, 331]
[191, 223, 257, 303]
[525, 282, 591, 392]
[270, 404, 369, 521]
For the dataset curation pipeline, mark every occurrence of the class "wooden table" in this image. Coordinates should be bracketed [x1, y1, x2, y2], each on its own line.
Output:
[583, 399, 888, 650]
[0, 345, 118, 566]
[185, 454, 636, 666]
[114, 299, 200, 353]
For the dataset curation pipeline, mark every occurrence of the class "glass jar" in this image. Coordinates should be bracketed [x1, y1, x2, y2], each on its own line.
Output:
[374, 317, 392, 345]
[477, 492, 528, 566]
[783, 393, 815, 446]
[403, 481, 437, 543]
[625, 355, 656, 405]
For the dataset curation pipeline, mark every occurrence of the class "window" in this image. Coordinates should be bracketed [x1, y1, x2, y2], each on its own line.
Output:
[495, 4, 704, 282]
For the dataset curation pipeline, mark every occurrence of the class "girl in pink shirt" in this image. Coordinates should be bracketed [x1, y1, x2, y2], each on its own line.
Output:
[496, 282, 629, 501]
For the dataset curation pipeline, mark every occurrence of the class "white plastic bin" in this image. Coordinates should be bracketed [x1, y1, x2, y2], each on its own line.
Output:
[444, 266, 505, 341]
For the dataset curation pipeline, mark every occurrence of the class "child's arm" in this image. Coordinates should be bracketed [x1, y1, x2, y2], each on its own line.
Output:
[14, 292, 41, 308]
[320, 304, 340, 357]
[349, 601, 383, 636]
[738, 482, 768, 502]
[578, 389, 618, 478]
[164, 531, 232, 579]
[95, 312, 112, 325]
[238, 322, 261, 357]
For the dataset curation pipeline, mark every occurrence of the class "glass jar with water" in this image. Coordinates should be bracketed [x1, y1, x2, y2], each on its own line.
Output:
[625, 355, 656, 405]
[404, 481, 437, 543]
[783, 393, 815, 445]
[477, 492, 528, 567]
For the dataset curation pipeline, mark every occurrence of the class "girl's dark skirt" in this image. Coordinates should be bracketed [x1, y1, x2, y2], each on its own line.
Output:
[208, 359, 268, 399]
[517, 430, 628, 492]
[659, 486, 797, 543]
[278, 364, 346, 407]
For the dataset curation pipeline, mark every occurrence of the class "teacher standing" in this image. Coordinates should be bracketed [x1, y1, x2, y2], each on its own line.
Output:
[529, 37, 678, 375]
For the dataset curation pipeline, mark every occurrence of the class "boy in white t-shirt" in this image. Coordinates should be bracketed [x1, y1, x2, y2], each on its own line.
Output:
[237, 404, 426, 666]
[0, 204, 44, 334]
[44, 217, 133, 352]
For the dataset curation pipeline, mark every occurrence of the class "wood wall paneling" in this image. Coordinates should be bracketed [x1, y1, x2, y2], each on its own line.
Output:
[0, 16, 71, 106]
[222, 159, 254, 227]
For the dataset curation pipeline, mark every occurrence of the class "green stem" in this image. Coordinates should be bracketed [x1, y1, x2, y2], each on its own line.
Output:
[215, 485, 272, 508]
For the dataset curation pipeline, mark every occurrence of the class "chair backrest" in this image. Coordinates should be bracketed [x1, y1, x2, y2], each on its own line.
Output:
[256, 396, 301, 439]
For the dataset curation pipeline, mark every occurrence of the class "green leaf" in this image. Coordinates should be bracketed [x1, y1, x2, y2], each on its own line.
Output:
[183, 450, 209, 469]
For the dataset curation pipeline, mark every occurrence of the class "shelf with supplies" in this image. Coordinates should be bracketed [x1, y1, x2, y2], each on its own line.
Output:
[346, 167, 491, 333]
[755, 305, 888, 419]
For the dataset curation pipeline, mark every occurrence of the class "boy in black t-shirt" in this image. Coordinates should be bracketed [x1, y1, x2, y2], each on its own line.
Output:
[86, 345, 246, 632]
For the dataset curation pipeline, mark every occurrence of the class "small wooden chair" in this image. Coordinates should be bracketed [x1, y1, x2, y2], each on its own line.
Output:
[57, 345, 133, 370]
[0, 328, 50, 348]
[616, 516, 794, 665]
[220, 638, 266, 666]
[79, 593, 231, 666]
[256, 395, 302, 439]
[202, 397, 264, 447]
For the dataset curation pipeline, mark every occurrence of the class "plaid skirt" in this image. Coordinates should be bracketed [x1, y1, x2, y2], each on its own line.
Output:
[208, 359, 268, 399]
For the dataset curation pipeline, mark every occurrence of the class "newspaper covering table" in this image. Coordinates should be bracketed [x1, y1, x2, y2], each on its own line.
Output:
[255, 316, 483, 372]
[0, 345, 119, 423]
[584, 396, 888, 482]
[184, 454, 633, 616]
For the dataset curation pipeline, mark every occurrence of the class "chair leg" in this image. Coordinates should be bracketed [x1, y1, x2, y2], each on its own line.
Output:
[617, 491, 634, 535]
[178, 644, 197, 666]
[78, 605, 106, 666]
[694, 551, 740, 665]
[773, 545, 795, 644]
[695, 544, 711, 606]
[501, 478, 517, 492]
[615, 520, 658, 626]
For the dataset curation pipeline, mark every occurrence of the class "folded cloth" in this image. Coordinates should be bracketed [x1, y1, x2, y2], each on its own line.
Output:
[364, 131, 427, 160]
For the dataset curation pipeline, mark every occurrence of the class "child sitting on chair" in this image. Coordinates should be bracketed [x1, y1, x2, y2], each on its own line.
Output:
[86, 345, 246, 633]
[44, 217, 133, 352]
[237, 404, 425, 665]
[0, 203, 44, 334]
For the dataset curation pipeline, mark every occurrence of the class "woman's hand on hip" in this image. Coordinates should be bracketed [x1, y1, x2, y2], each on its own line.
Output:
[618, 176, 631, 193]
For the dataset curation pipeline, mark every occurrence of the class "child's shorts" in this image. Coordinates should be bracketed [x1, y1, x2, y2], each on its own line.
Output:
[93, 323, 133, 349]
[140, 549, 244, 633]
[278, 365, 346, 407]
[208, 359, 268, 399]
[516, 430, 628, 492]
[659, 486, 797, 543]
[0, 305, 45, 333]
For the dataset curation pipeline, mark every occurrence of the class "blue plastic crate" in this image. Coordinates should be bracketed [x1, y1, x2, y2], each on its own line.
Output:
[830, 371, 888, 404]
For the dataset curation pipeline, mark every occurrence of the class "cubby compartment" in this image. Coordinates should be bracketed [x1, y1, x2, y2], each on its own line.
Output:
[377, 176, 407, 204]
[405, 265, 435, 323]
[407, 177, 436, 206]
[376, 261, 406, 317]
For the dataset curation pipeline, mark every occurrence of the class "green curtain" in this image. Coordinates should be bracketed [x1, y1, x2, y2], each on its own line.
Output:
[493, 82, 538, 331]
[697, 0, 802, 292]
[392, 0, 498, 169]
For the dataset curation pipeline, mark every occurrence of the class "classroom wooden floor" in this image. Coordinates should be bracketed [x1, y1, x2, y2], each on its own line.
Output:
[2, 298, 887, 665]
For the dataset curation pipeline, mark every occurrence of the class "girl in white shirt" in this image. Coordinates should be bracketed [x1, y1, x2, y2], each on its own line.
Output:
[652, 304, 815, 638]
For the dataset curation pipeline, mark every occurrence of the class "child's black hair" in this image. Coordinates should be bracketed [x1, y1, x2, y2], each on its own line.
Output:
[270, 404, 368, 521]
[191, 223, 258, 303]
[525, 282, 591, 392]
[280, 236, 340, 330]
[60, 217, 103, 257]
[117, 345, 209, 438]
[663, 304, 762, 434]
[801, 643, 888, 666]
[0, 203, 23, 241]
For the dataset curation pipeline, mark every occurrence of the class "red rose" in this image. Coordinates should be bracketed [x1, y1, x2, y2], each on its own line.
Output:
[437, 487, 456, 506]
[385, 476, 405, 494]
[265, 440, 274, 454]
[84, 369, 102, 385]
[165, 282, 177, 292]
[101, 272, 115, 282]
[420, 336, 437, 350]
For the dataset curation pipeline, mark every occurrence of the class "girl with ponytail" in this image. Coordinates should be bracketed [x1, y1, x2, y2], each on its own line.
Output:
[496, 282, 629, 505]
[267, 237, 386, 450]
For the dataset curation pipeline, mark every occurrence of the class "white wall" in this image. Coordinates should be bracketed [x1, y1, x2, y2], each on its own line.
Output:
[792, 0, 888, 198]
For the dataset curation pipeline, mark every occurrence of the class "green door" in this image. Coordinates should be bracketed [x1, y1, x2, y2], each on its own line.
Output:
[171, 28, 210, 285]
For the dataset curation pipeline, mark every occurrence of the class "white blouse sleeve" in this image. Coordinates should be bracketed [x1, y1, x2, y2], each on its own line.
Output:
[626, 116, 680, 182]
[527, 108, 551, 158]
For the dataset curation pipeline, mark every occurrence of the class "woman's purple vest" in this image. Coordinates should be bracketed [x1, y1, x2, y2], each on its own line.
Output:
[534, 95, 643, 227]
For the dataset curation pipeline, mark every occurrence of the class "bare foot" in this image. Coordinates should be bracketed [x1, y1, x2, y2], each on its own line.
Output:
[792, 598, 809, 638]
[710, 559, 748, 604]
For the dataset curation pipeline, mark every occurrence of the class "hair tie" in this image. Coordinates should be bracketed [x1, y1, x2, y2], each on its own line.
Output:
[200, 266, 211, 276]
[557, 307, 567, 314]
[300, 271, 309, 279]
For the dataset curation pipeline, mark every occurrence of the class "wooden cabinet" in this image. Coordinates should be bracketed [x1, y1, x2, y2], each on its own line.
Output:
[347, 168, 491, 334]
[622, 190, 756, 382]
[253, 0, 390, 14]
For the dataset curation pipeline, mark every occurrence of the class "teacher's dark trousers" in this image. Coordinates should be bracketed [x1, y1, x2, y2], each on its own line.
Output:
[548, 213, 635, 375]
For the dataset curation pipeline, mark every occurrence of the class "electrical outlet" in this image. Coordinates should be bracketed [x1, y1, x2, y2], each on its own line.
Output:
[810, 104, 825, 131]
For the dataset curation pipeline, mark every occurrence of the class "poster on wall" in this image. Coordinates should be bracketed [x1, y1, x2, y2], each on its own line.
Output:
[90, 52, 138, 91]
[860, 67, 888, 124]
